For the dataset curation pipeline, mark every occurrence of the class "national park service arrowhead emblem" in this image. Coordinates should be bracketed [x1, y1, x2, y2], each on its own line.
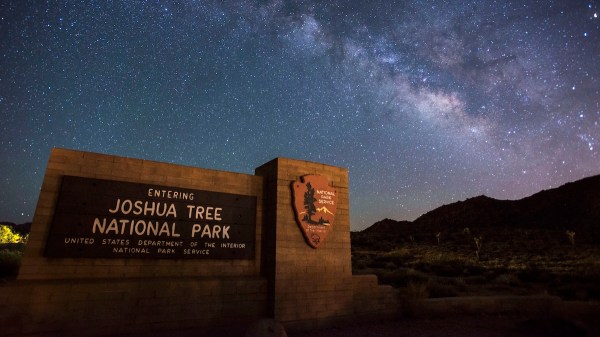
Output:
[291, 175, 338, 248]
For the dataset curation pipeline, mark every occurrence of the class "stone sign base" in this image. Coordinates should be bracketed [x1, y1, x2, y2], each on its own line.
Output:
[0, 149, 398, 336]
[1, 277, 267, 336]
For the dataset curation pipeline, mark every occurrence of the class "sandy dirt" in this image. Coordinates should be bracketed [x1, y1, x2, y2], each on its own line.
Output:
[288, 315, 599, 337]
[136, 311, 600, 337]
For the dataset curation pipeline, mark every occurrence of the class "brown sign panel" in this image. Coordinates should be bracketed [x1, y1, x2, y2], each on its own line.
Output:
[291, 175, 338, 248]
[44, 176, 256, 259]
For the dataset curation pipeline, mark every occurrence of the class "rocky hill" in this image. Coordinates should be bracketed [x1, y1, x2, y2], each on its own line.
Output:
[359, 174, 600, 243]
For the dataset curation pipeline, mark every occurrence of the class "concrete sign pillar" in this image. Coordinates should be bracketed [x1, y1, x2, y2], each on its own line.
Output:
[256, 158, 354, 330]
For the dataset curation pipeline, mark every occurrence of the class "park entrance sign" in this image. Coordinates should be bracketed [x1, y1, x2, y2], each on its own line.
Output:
[45, 176, 256, 259]
[3, 149, 398, 336]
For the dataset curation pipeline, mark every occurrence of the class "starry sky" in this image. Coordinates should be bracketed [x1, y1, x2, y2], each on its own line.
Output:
[1, 1, 599, 231]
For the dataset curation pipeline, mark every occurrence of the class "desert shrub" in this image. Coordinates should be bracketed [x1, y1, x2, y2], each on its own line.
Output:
[464, 275, 488, 285]
[551, 282, 591, 301]
[372, 248, 413, 267]
[483, 270, 500, 281]
[588, 282, 600, 300]
[384, 261, 397, 269]
[420, 253, 474, 277]
[352, 259, 368, 271]
[385, 248, 412, 260]
[448, 231, 465, 243]
[400, 282, 430, 318]
[550, 280, 600, 301]
[518, 264, 553, 283]
[432, 264, 463, 277]
[391, 268, 429, 287]
[375, 267, 429, 288]
[0, 225, 26, 244]
[368, 257, 391, 269]
[427, 279, 459, 298]
[404, 281, 429, 299]
[493, 273, 520, 286]
[377, 270, 406, 288]
[462, 264, 486, 276]
[0, 249, 23, 279]
[351, 252, 373, 272]
[449, 277, 468, 292]
[405, 268, 430, 284]
[427, 277, 467, 298]
[0, 243, 26, 279]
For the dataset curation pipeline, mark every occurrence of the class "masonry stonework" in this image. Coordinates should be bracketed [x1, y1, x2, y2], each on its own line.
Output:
[0, 149, 399, 336]
[256, 158, 355, 329]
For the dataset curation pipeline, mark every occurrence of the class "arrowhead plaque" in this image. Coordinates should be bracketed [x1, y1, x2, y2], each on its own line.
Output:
[291, 175, 338, 248]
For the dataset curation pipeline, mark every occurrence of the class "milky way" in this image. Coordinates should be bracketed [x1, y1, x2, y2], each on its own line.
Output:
[1, 1, 598, 230]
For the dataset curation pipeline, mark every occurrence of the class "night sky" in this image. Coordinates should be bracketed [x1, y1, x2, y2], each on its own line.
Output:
[1, 1, 598, 231]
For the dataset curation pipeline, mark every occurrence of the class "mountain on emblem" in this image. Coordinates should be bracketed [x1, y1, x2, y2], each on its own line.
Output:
[316, 206, 334, 215]
[291, 175, 338, 248]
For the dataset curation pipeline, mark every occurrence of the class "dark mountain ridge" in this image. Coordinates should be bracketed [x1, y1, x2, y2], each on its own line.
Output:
[363, 174, 600, 236]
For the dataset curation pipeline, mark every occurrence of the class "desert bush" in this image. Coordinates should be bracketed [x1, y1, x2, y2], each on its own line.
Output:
[462, 264, 486, 276]
[402, 268, 429, 285]
[401, 282, 429, 318]
[353, 227, 599, 299]
[405, 281, 429, 299]
[0, 249, 23, 279]
[368, 256, 391, 269]
[418, 252, 476, 277]
[384, 261, 397, 269]
[0, 242, 27, 279]
[0, 225, 27, 244]
[464, 275, 488, 285]
[493, 273, 520, 286]
[517, 264, 553, 283]
[427, 279, 460, 298]
[433, 264, 463, 277]
[587, 282, 600, 300]
[377, 267, 429, 288]
[375, 248, 413, 265]
[352, 256, 369, 271]
[549, 275, 600, 301]
[448, 277, 468, 292]
[377, 269, 407, 288]
[551, 283, 591, 301]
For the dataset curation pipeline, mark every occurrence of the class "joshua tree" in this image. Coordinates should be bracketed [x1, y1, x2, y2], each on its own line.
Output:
[303, 182, 317, 223]
[474, 236, 483, 260]
[474, 236, 482, 250]
[566, 230, 576, 247]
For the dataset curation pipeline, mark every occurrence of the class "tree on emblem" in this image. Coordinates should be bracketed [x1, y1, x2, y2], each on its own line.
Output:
[303, 182, 317, 223]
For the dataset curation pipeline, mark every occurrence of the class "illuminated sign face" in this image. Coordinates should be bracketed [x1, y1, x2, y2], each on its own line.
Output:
[291, 175, 338, 248]
[45, 176, 256, 259]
